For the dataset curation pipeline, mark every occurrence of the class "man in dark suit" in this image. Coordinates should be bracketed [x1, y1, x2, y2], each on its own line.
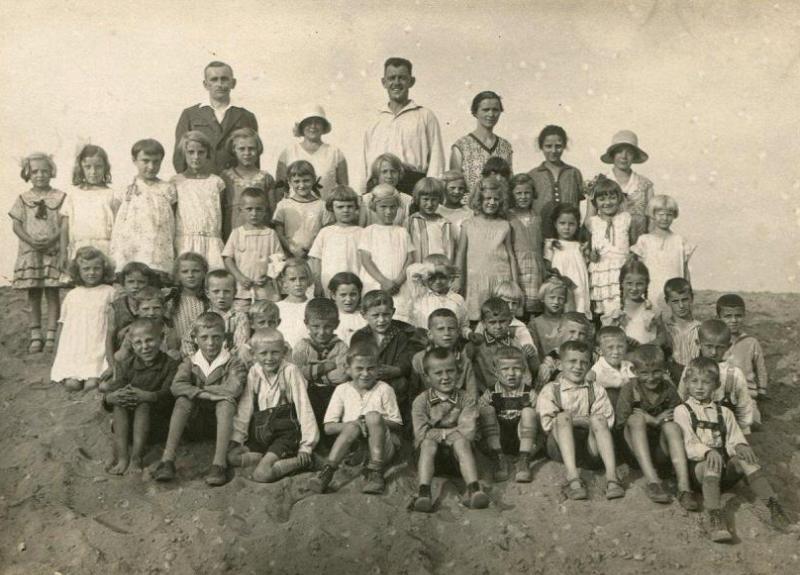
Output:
[173, 61, 259, 174]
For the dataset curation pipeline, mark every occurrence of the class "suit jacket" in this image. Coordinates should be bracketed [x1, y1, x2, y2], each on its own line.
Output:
[173, 105, 259, 174]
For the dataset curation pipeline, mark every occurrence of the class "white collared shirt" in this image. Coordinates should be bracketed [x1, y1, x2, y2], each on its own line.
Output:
[199, 101, 231, 124]
[191, 348, 231, 378]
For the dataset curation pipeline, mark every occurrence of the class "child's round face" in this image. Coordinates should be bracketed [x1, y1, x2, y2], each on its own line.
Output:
[290, 174, 315, 198]
[332, 200, 358, 224]
[251, 313, 279, 330]
[543, 289, 567, 314]
[347, 355, 378, 389]
[374, 199, 399, 224]
[686, 371, 719, 402]
[301, 118, 326, 141]
[428, 316, 459, 348]
[622, 273, 648, 303]
[653, 209, 675, 231]
[333, 284, 361, 313]
[363, 304, 394, 334]
[378, 161, 400, 186]
[633, 362, 666, 390]
[427, 271, 451, 295]
[252, 339, 286, 372]
[555, 212, 579, 240]
[233, 136, 259, 167]
[123, 271, 149, 298]
[559, 349, 590, 383]
[134, 151, 163, 180]
[137, 299, 164, 319]
[81, 155, 107, 185]
[560, 321, 589, 345]
[195, 326, 225, 358]
[512, 184, 534, 210]
[306, 317, 339, 345]
[417, 192, 440, 215]
[481, 188, 502, 215]
[184, 141, 209, 172]
[241, 196, 268, 226]
[29, 158, 53, 188]
[178, 260, 205, 291]
[718, 306, 745, 335]
[484, 314, 512, 339]
[445, 179, 466, 204]
[497, 358, 525, 389]
[666, 289, 693, 320]
[78, 257, 104, 286]
[474, 98, 502, 129]
[206, 277, 235, 310]
[699, 335, 730, 362]
[425, 355, 459, 395]
[541, 134, 565, 163]
[598, 335, 627, 367]
[612, 145, 636, 171]
[281, 267, 310, 298]
[595, 191, 622, 217]
[129, 325, 162, 363]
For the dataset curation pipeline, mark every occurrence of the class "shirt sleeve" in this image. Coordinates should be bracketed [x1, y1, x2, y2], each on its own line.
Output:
[307, 228, 325, 260]
[456, 393, 478, 442]
[231, 371, 256, 444]
[722, 406, 749, 457]
[286, 364, 320, 453]
[424, 111, 445, 179]
[272, 202, 286, 225]
[171, 359, 201, 399]
[221, 228, 238, 259]
[8, 196, 25, 223]
[536, 383, 561, 433]
[614, 382, 635, 428]
[203, 357, 247, 402]
[590, 383, 615, 429]
[382, 385, 404, 426]
[673, 404, 711, 462]
[232, 313, 251, 352]
[291, 340, 314, 382]
[411, 392, 432, 446]
[325, 342, 350, 385]
[753, 340, 768, 393]
[731, 367, 754, 434]
[630, 237, 645, 258]
[323, 385, 345, 425]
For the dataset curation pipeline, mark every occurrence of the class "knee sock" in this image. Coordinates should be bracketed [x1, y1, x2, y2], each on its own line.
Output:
[272, 456, 309, 479]
[519, 425, 536, 453]
[702, 475, 722, 510]
[746, 470, 776, 503]
[232, 452, 262, 467]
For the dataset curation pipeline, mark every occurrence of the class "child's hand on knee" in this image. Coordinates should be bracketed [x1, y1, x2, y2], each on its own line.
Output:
[705, 449, 724, 474]
[734, 444, 758, 466]
[297, 452, 312, 467]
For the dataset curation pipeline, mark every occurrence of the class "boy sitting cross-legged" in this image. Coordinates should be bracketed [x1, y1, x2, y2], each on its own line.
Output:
[309, 341, 403, 495]
[411, 348, 489, 512]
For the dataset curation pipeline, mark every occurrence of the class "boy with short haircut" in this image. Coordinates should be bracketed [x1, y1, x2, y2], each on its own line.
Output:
[110, 286, 181, 365]
[537, 340, 624, 500]
[182, 269, 250, 355]
[411, 348, 488, 512]
[228, 329, 319, 482]
[478, 346, 540, 483]
[661, 278, 700, 382]
[716, 294, 768, 425]
[616, 345, 697, 509]
[473, 281, 538, 360]
[292, 298, 349, 427]
[410, 308, 479, 400]
[677, 319, 753, 434]
[103, 318, 180, 475]
[237, 300, 286, 365]
[350, 290, 426, 411]
[310, 342, 404, 495]
[537, 312, 593, 385]
[674, 357, 789, 542]
[468, 298, 537, 393]
[154, 312, 247, 486]
[589, 326, 635, 407]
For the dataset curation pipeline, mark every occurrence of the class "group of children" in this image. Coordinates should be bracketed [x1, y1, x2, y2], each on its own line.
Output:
[9, 89, 791, 544]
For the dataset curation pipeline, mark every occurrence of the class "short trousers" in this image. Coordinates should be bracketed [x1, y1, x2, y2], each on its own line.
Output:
[546, 428, 603, 470]
[183, 398, 223, 440]
[357, 418, 400, 464]
[688, 454, 742, 491]
[248, 403, 301, 459]
[307, 384, 335, 429]
[498, 416, 521, 455]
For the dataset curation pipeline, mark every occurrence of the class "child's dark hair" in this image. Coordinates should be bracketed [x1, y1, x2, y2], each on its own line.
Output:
[191, 311, 226, 335]
[118, 261, 157, 287]
[664, 277, 693, 299]
[480, 297, 512, 320]
[628, 344, 665, 371]
[305, 297, 339, 323]
[716, 294, 746, 315]
[241, 187, 269, 203]
[384, 57, 412, 75]
[562, 311, 590, 327]
[685, 356, 720, 383]
[286, 160, 320, 197]
[588, 175, 623, 209]
[422, 347, 457, 373]
[68, 246, 114, 285]
[131, 139, 165, 160]
[596, 325, 626, 345]
[134, 286, 165, 304]
[508, 173, 537, 207]
[206, 268, 236, 287]
[20, 152, 57, 181]
[325, 185, 360, 213]
[427, 307, 458, 328]
[72, 144, 112, 186]
[470, 91, 504, 115]
[549, 204, 581, 239]
[328, 272, 363, 295]
[558, 339, 590, 358]
[619, 259, 650, 303]
[537, 125, 569, 149]
[698, 319, 731, 342]
[225, 127, 263, 163]
[361, 290, 394, 313]
[481, 157, 511, 181]
[346, 341, 379, 365]
[494, 345, 526, 364]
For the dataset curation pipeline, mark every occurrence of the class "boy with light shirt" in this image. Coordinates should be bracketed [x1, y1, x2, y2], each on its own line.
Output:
[589, 325, 634, 407]
[661, 278, 700, 382]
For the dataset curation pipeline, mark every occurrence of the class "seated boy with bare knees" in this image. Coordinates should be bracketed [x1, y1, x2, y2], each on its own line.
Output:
[228, 329, 318, 482]
[678, 319, 753, 435]
[589, 326, 634, 407]
[537, 340, 624, 500]
[110, 287, 181, 366]
[478, 346, 540, 483]
[154, 312, 247, 486]
[103, 318, 180, 475]
[537, 312, 593, 385]
[673, 357, 789, 542]
[411, 348, 488, 513]
[616, 345, 697, 509]
[410, 309, 479, 401]
[310, 342, 403, 495]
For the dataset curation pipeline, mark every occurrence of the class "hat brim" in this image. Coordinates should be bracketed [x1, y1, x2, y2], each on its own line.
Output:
[601, 144, 648, 164]
[294, 116, 331, 137]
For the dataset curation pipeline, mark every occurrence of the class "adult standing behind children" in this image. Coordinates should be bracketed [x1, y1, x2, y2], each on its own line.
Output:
[173, 61, 260, 175]
[362, 57, 445, 194]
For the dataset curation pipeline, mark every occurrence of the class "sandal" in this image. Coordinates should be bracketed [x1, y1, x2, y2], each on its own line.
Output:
[605, 479, 626, 500]
[563, 477, 588, 500]
[44, 329, 56, 353]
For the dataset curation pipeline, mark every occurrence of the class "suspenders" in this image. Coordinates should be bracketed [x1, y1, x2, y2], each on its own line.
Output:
[552, 383, 595, 415]
[684, 402, 727, 450]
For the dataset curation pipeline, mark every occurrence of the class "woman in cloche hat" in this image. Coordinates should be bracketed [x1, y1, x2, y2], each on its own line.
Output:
[276, 104, 349, 200]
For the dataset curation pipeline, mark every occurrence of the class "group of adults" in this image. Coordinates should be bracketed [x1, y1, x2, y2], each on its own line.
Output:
[172, 57, 513, 194]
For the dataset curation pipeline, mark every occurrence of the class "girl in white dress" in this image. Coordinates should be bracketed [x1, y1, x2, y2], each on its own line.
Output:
[328, 272, 367, 345]
[309, 186, 362, 296]
[273, 160, 327, 259]
[62, 144, 115, 262]
[359, 153, 414, 227]
[276, 105, 348, 201]
[544, 204, 591, 318]
[173, 131, 226, 270]
[631, 195, 695, 313]
[274, 259, 313, 349]
[110, 139, 177, 276]
[50, 246, 116, 391]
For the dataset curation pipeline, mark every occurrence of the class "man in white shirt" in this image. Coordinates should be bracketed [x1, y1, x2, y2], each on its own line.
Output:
[362, 57, 445, 193]
[173, 61, 259, 174]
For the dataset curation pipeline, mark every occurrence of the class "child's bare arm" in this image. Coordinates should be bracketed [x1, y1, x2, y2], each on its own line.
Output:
[455, 228, 468, 294]
[272, 221, 294, 256]
[393, 251, 415, 286]
[223, 255, 252, 290]
[358, 249, 393, 290]
[504, 231, 520, 285]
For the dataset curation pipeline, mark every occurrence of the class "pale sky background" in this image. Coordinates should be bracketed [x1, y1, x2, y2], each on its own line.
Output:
[1, 0, 799, 292]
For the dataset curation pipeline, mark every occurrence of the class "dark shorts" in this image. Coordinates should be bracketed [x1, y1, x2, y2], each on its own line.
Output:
[416, 443, 462, 477]
[688, 455, 742, 491]
[183, 398, 222, 441]
[247, 403, 301, 459]
[499, 416, 521, 455]
[546, 428, 603, 470]
[307, 384, 335, 429]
